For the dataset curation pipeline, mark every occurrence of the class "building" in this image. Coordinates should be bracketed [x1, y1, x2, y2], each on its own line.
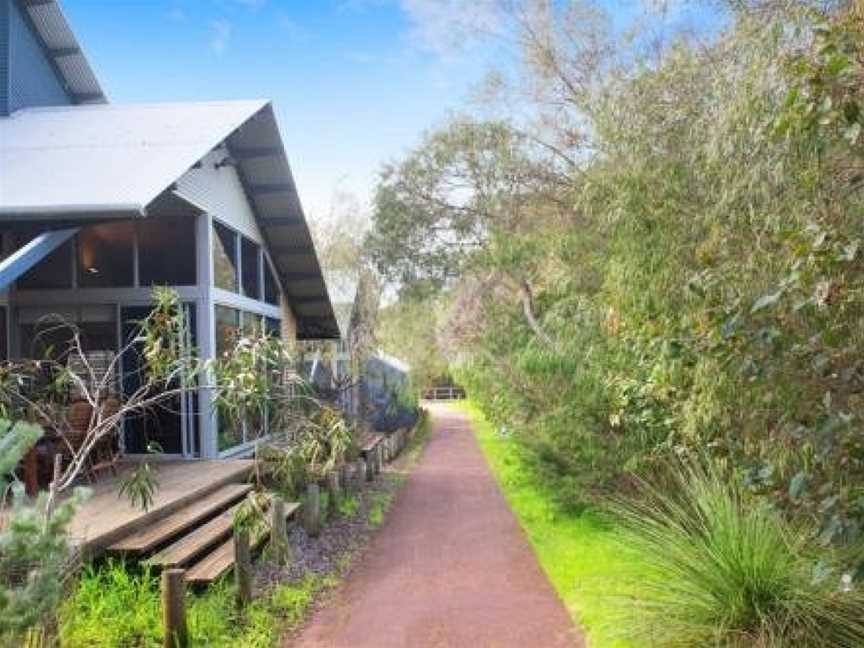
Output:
[0, 0, 338, 460]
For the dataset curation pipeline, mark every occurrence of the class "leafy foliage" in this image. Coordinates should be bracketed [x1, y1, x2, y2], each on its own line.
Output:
[0, 419, 87, 643]
[369, 0, 864, 551]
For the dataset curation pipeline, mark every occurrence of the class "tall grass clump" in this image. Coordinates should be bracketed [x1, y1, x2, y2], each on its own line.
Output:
[610, 460, 864, 647]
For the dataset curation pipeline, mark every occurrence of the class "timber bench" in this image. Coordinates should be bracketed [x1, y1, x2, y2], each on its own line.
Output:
[359, 433, 385, 480]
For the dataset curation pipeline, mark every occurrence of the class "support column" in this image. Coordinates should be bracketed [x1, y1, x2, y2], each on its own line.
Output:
[195, 213, 218, 459]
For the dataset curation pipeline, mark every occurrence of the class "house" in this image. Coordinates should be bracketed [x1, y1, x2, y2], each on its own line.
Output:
[0, 0, 339, 460]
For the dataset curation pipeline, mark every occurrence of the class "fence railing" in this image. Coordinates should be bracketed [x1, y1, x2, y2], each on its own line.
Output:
[422, 386, 466, 401]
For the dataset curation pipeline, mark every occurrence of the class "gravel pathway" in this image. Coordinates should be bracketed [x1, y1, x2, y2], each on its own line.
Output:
[286, 404, 583, 648]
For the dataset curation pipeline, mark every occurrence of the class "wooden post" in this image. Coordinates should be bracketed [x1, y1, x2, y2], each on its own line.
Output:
[339, 463, 348, 494]
[234, 529, 252, 607]
[162, 569, 187, 648]
[363, 455, 374, 482]
[304, 483, 321, 536]
[327, 470, 341, 513]
[270, 497, 289, 564]
[376, 444, 384, 473]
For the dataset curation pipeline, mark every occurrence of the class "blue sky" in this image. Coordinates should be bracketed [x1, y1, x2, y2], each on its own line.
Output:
[62, 0, 505, 221]
[62, 1, 717, 222]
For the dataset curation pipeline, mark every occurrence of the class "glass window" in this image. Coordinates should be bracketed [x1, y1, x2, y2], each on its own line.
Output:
[264, 317, 280, 338]
[241, 311, 261, 339]
[18, 307, 116, 361]
[214, 305, 243, 451]
[214, 305, 240, 357]
[77, 223, 134, 288]
[264, 258, 279, 305]
[138, 215, 196, 286]
[241, 238, 261, 299]
[213, 222, 237, 292]
[0, 307, 7, 361]
[15, 232, 74, 290]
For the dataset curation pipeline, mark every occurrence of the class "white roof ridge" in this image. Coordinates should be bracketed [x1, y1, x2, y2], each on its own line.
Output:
[5, 98, 270, 117]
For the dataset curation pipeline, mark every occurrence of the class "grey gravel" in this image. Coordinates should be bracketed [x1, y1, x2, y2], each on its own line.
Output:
[253, 469, 402, 591]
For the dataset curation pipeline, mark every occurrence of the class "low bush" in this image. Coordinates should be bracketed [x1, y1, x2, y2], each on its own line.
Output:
[609, 460, 864, 647]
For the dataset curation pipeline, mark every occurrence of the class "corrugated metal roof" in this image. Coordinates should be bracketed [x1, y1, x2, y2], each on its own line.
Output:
[20, 0, 106, 104]
[0, 100, 268, 217]
[0, 99, 339, 339]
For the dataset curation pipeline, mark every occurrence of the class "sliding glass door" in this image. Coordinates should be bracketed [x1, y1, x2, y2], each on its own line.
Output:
[120, 303, 198, 457]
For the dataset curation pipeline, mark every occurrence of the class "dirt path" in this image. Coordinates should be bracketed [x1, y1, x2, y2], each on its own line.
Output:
[288, 404, 583, 648]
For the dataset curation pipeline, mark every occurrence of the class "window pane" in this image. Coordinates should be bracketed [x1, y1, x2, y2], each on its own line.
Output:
[264, 317, 280, 338]
[16, 232, 73, 290]
[138, 215, 196, 286]
[241, 311, 261, 339]
[78, 223, 134, 288]
[214, 305, 240, 357]
[264, 259, 278, 305]
[0, 308, 7, 361]
[241, 238, 261, 299]
[213, 222, 237, 292]
[214, 304, 243, 450]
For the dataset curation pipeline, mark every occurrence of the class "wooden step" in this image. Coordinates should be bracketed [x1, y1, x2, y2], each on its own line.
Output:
[185, 529, 267, 585]
[185, 501, 301, 585]
[146, 503, 242, 569]
[108, 483, 253, 554]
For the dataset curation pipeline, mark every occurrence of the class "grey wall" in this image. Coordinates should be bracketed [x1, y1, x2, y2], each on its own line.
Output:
[0, 1, 9, 115]
[1, 0, 71, 115]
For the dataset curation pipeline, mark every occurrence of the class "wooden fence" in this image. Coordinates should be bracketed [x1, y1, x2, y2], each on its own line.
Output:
[421, 386, 466, 401]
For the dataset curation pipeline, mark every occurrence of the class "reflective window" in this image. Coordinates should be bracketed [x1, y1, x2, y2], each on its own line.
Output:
[241, 238, 261, 299]
[241, 311, 261, 339]
[214, 305, 243, 451]
[213, 223, 237, 292]
[264, 317, 280, 338]
[214, 305, 240, 357]
[264, 258, 279, 305]
[138, 215, 196, 286]
[15, 232, 74, 290]
[78, 223, 134, 288]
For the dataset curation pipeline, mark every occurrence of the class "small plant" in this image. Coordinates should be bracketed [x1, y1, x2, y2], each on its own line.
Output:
[337, 494, 360, 518]
[368, 490, 394, 527]
[609, 459, 864, 647]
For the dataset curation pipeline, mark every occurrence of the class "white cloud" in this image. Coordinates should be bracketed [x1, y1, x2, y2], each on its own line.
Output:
[233, 0, 267, 8]
[398, 0, 502, 57]
[209, 19, 232, 54]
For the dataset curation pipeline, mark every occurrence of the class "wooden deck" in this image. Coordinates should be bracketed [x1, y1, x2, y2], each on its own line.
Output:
[65, 459, 254, 556]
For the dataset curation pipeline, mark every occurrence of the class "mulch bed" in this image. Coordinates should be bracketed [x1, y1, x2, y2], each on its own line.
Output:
[253, 467, 400, 591]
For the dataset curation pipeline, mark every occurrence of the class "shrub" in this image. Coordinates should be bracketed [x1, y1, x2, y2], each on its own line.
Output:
[609, 460, 864, 647]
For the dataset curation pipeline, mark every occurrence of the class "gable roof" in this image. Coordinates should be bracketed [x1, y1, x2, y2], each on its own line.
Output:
[0, 100, 267, 217]
[0, 99, 339, 339]
[16, 0, 105, 104]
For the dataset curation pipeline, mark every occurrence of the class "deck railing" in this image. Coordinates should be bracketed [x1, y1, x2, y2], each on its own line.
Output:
[422, 386, 466, 401]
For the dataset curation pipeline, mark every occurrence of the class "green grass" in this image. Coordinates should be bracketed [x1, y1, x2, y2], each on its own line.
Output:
[337, 493, 360, 518]
[451, 401, 645, 648]
[59, 559, 337, 647]
[59, 416, 434, 648]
